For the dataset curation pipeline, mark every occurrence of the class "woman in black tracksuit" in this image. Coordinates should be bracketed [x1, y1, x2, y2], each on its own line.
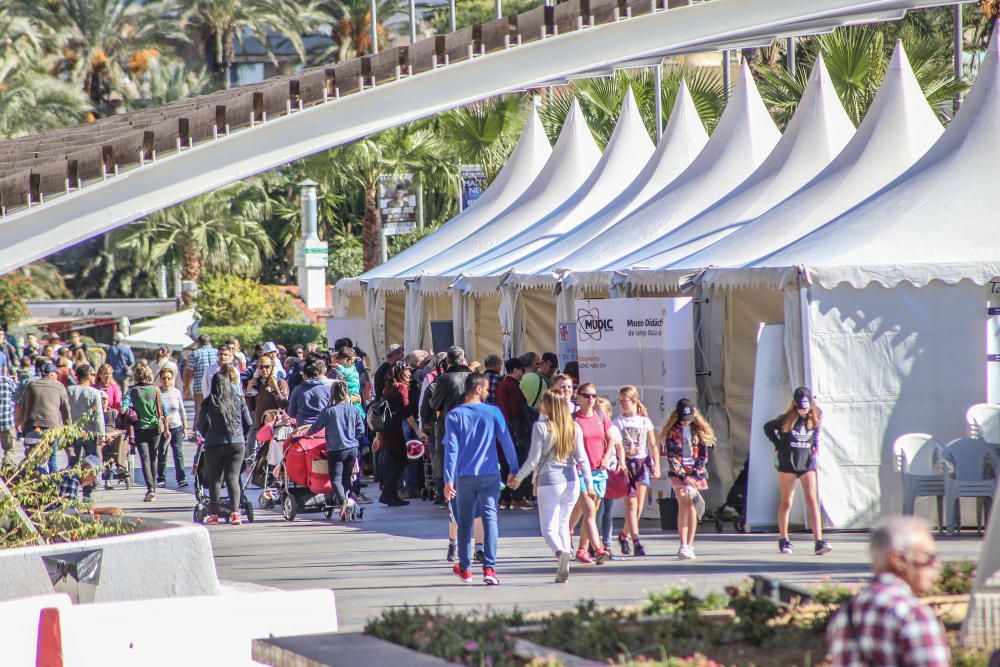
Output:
[763, 386, 831, 557]
[197, 369, 253, 525]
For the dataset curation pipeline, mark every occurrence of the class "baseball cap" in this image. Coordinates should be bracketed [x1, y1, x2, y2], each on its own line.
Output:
[794, 386, 813, 409]
[41, 363, 57, 375]
[676, 398, 695, 420]
[261, 341, 279, 354]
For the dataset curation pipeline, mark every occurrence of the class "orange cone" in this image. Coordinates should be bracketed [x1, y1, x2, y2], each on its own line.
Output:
[35, 607, 63, 667]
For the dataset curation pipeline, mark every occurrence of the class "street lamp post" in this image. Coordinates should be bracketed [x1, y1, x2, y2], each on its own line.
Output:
[370, 0, 379, 55]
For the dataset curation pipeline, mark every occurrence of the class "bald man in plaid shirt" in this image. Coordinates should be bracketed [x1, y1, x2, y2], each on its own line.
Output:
[827, 515, 949, 667]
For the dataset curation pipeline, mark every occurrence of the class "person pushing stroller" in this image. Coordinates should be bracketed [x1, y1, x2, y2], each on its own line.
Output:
[307, 380, 364, 518]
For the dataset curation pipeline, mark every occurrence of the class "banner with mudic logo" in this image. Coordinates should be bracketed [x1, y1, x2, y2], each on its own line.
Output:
[575, 298, 696, 427]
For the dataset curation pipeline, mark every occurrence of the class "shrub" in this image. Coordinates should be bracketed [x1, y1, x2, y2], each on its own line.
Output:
[196, 274, 298, 326]
[932, 561, 976, 595]
[197, 324, 264, 349]
[327, 243, 363, 283]
[0, 272, 32, 326]
[260, 323, 325, 347]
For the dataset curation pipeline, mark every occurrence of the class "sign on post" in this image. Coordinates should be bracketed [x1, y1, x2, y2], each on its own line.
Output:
[460, 165, 487, 211]
[378, 173, 417, 228]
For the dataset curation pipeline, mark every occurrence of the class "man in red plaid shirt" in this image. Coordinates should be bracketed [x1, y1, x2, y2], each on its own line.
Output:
[827, 515, 949, 667]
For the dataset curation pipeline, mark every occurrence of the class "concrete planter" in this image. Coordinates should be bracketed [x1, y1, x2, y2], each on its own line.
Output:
[0, 518, 219, 603]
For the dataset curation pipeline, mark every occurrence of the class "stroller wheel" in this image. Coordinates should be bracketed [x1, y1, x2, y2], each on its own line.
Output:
[281, 494, 297, 521]
[243, 498, 255, 524]
[258, 494, 269, 510]
[324, 506, 334, 520]
[735, 519, 747, 533]
[715, 516, 724, 533]
[124, 476, 131, 490]
[193, 504, 206, 524]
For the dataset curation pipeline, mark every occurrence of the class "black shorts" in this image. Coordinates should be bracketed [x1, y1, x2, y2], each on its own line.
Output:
[777, 465, 816, 478]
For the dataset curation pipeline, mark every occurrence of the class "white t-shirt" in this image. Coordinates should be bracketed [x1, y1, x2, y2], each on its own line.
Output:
[681, 424, 694, 465]
[161, 387, 184, 429]
[613, 414, 655, 459]
[606, 425, 623, 469]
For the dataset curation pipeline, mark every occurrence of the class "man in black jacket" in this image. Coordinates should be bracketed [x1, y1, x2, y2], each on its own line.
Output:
[424, 346, 471, 503]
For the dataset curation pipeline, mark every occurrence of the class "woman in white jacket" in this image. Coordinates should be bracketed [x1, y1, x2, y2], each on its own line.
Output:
[511, 389, 595, 583]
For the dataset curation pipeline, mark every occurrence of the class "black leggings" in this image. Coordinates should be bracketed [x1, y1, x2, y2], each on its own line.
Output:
[134, 428, 162, 493]
[202, 443, 245, 516]
[381, 448, 406, 502]
[327, 447, 358, 506]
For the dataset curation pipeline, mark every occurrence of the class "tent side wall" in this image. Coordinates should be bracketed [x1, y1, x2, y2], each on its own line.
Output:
[472, 294, 504, 361]
[806, 279, 984, 528]
[386, 292, 406, 352]
[522, 288, 558, 356]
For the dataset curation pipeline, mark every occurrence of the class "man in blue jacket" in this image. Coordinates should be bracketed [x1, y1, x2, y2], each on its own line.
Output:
[287, 361, 330, 426]
[443, 373, 519, 586]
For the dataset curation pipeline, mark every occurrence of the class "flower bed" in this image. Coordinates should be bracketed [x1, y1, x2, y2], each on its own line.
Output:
[365, 578, 991, 667]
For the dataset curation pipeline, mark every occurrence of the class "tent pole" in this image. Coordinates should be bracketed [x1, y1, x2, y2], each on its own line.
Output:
[954, 3, 963, 112]
[722, 50, 731, 102]
[654, 61, 663, 142]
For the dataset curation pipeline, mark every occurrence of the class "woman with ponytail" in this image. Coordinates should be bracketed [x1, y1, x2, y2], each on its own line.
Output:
[512, 389, 594, 583]
[613, 385, 659, 557]
[308, 380, 365, 509]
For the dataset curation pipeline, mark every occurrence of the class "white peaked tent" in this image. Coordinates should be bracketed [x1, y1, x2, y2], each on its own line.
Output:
[703, 32, 1000, 528]
[401, 100, 603, 354]
[332, 107, 551, 359]
[502, 80, 709, 289]
[560, 62, 781, 289]
[676, 43, 942, 278]
[617, 55, 855, 288]
[409, 100, 601, 282]
[453, 88, 655, 284]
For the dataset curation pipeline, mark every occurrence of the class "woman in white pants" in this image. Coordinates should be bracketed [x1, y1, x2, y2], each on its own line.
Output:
[511, 389, 594, 583]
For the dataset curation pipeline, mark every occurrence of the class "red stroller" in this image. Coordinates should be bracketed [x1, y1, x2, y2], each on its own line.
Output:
[278, 429, 338, 521]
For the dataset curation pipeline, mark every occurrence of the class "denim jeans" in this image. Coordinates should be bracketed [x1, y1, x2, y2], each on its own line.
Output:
[597, 497, 615, 549]
[455, 474, 500, 571]
[158, 426, 186, 483]
[70, 437, 98, 499]
[24, 428, 57, 474]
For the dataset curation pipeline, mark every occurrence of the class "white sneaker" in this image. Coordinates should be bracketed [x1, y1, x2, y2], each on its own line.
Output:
[678, 545, 691, 560]
[687, 546, 696, 560]
[555, 551, 571, 583]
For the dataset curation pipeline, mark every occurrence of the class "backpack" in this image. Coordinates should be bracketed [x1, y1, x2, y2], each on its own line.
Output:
[367, 399, 393, 433]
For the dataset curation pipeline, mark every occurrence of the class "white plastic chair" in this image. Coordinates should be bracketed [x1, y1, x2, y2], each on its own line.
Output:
[966, 403, 1000, 443]
[942, 438, 998, 536]
[893, 433, 944, 531]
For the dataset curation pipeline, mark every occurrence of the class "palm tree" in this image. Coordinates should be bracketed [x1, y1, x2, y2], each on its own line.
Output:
[317, 124, 451, 269]
[310, 0, 407, 63]
[170, 0, 310, 89]
[436, 95, 527, 183]
[112, 184, 274, 305]
[121, 55, 214, 111]
[11, 0, 178, 117]
[0, 7, 91, 137]
[538, 65, 727, 147]
[754, 26, 968, 127]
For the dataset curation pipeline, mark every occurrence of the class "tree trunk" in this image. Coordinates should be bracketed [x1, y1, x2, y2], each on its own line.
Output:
[223, 32, 235, 90]
[361, 185, 382, 270]
[180, 242, 202, 308]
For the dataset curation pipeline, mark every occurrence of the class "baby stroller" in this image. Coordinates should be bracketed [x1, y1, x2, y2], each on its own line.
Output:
[715, 456, 750, 533]
[253, 413, 295, 510]
[191, 435, 255, 524]
[277, 429, 339, 521]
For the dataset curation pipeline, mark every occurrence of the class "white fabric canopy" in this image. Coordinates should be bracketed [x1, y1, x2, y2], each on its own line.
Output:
[693, 43, 943, 289]
[124, 310, 195, 350]
[620, 54, 855, 289]
[503, 80, 710, 290]
[334, 106, 552, 296]
[453, 88, 655, 290]
[745, 33, 1000, 289]
[563, 62, 781, 289]
[405, 100, 602, 290]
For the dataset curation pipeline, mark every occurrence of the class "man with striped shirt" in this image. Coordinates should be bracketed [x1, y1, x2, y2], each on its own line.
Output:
[184, 334, 216, 426]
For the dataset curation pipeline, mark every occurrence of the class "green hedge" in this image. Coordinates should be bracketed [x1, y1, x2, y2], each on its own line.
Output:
[198, 322, 325, 349]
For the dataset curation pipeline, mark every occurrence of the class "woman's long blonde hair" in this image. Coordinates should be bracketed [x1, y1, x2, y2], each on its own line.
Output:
[660, 407, 716, 448]
[540, 389, 575, 462]
[618, 385, 648, 417]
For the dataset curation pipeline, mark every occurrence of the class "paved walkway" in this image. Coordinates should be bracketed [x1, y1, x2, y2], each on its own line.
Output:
[91, 438, 985, 631]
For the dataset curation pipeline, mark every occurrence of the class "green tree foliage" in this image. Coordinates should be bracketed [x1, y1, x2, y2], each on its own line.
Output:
[121, 54, 214, 111]
[0, 272, 32, 326]
[170, 0, 310, 89]
[195, 274, 298, 326]
[427, 0, 543, 33]
[310, 0, 408, 63]
[754, 26, 969, 128]
[437, 95, 527, 183]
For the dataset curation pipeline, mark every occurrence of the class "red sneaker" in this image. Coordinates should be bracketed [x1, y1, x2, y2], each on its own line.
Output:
[453, 563, 473, 583]
[594, 547, 611, 565]
[229, 512, 242, 526]
[204, 514, 218, 525]
[575, 548, 594, 564]
[483, 567, 499, 585]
